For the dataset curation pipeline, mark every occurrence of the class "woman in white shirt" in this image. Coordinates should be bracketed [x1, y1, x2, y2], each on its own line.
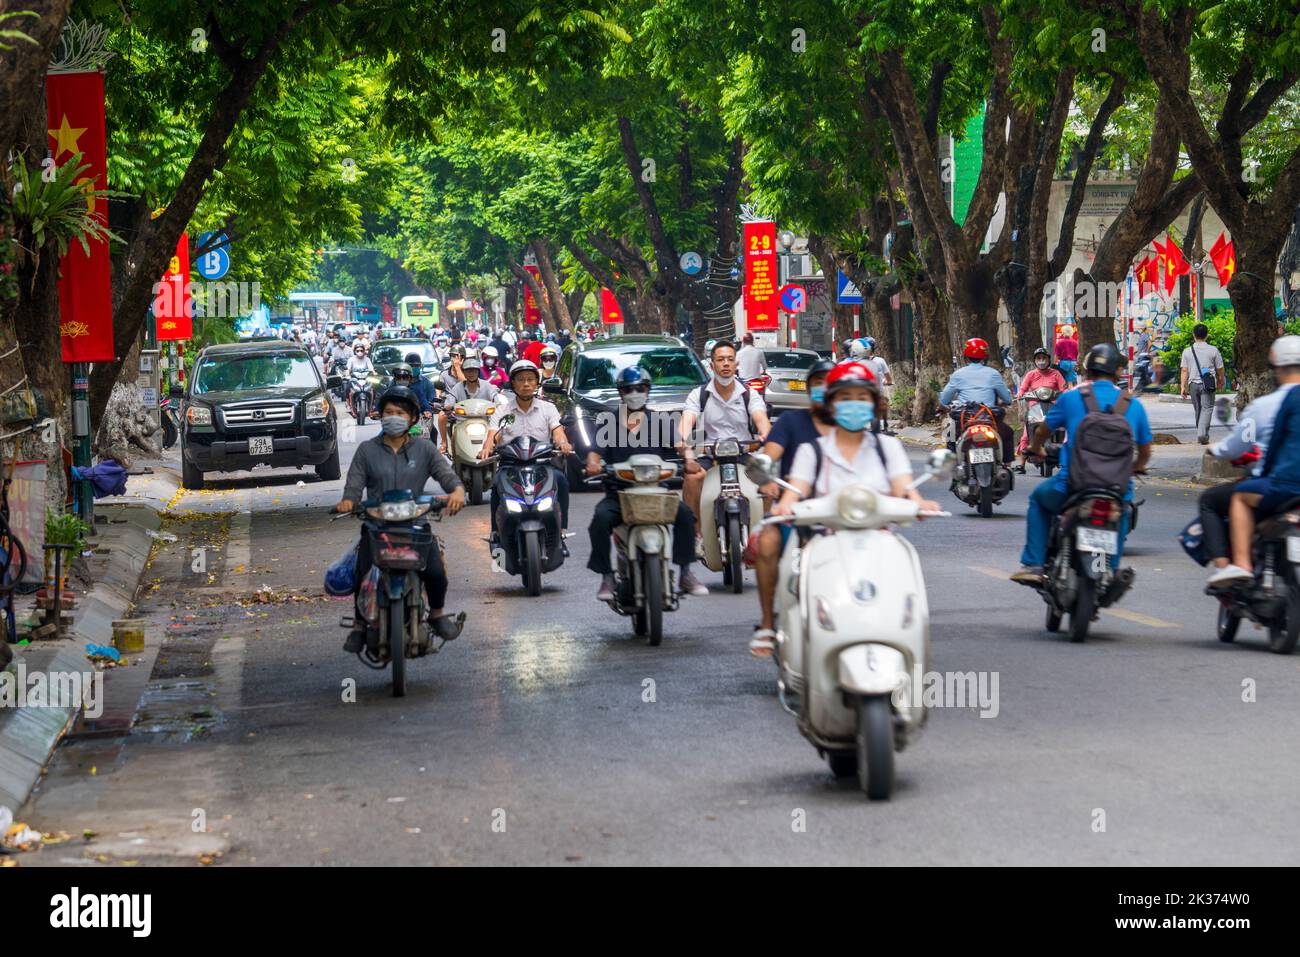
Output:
[773, 361, 939, 515]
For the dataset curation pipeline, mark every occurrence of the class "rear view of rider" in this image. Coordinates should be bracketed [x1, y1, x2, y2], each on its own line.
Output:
[1012, 343, 1152, 585]
[335, 386, 467, 653]
[939, 338, 1015, 464]
[584, 367, 709, 601]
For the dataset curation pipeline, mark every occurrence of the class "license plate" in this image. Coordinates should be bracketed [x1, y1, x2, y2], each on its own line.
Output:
[968, 447, 995, 464]
[248, 436, 274, 456]
[1288, 537, 1300, 563]
[787, 380, 806, 391]
[1076, 527, 1119, 555]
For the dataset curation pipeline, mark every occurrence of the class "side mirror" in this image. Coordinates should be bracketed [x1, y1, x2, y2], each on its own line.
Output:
[542, 377, 564, 395]
[927, 448, 957, 479]
[744, 451, 778, 485]
[168, 385, 185, 399]
[326, 375, 342, 390]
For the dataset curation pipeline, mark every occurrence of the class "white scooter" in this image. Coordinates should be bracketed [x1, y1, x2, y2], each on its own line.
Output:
[697, 439, 765, 592]
[747, 448, 955, 800]
[448, 396, 498, 505]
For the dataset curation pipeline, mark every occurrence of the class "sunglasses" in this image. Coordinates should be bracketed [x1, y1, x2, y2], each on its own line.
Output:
[618, 383, 650, 393]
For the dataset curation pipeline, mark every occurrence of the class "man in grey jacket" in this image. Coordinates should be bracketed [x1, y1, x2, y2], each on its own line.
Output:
[336, 386, 467, 652]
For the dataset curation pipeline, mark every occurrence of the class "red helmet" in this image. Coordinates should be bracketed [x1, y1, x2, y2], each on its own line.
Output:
[963, 338, 990, 360]
[824, 361, 879, 400]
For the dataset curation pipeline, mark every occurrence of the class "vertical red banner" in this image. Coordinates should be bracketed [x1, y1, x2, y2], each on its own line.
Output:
[600, 287, 623, 325]
[47, 70, 114, 362]
[743, 221, 778, 331]
[524, 264, 542, 325]
[154, 233, 192, 341]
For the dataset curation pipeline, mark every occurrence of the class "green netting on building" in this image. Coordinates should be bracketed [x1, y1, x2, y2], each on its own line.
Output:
[951, 104, 985, 227]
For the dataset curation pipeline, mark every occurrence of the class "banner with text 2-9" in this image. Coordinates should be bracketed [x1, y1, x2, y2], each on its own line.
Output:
[47, 70, 114, 362]
[743, 221, 778, 331]
[154, 233, 193, 341]
[524, 265, 542, 325]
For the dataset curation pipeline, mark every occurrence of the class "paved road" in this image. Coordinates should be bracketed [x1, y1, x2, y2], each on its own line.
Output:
[23, 415, 1300, 866]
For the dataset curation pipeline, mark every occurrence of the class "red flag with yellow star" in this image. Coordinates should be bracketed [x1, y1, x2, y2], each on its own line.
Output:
[1161, 234, 1189, 296]
[1209, 232, 1236, 287]
[46, 70, 114, 362]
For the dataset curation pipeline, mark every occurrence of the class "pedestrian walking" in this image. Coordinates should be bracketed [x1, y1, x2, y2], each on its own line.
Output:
[1180, 323, 1225, 444]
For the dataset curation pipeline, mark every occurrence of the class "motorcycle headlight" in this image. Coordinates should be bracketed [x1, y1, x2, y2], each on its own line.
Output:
[1034, 387, 1056, 401]
[466, 422, 487, 438]
[379, 500, 427, 521]
[186, 405, 212, 426]
[304, 395, 330, 420]
[536, 496, 554, 511]
[505, 499, 523, 513]
[632, 463, 661, 483]
[836, 485, 877, 526]
[715, 439, 740, 458]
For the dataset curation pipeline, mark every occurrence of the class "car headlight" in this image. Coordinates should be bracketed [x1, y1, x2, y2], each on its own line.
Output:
[304, 395, 330, 420]
[505, 499, 523, 513]
[186, 405, 212, 426]
[836, 485, 877, 526]
[536, 496, 554, 511]
[715, 439, 740, 458]
[466, 422, 487, 438]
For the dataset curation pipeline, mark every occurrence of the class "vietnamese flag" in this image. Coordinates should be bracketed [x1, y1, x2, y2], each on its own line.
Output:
[1135, 256, 1153, 294]
[1162, 233, 1190, 295]
[154, 233, 192, 341]
[47, 70, 114, 362]
[600, 287, 623, 325]
[1209, 232, 1236, 287]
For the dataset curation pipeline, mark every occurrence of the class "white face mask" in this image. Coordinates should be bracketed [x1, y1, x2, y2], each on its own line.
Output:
[715, 374, 735, 387]
[622, 391, 648, 410]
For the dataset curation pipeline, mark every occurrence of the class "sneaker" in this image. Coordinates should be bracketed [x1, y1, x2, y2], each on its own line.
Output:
[1198, 435, 1210, 445]
[678, 571, 709, 596]
[1207, 564, 1253, 589]
[596, 574, 616, 602]
[343, 629, 366, 654]
[1010, 565, 1046, 586]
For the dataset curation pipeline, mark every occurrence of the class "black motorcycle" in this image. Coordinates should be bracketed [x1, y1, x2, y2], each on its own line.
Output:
[1212, 495, 1300, 654]
[337, 489, 446, 697]
[947, 402, 1013, 517]
[486, 436, 566, 595]
[1036, 488, 1135, 642]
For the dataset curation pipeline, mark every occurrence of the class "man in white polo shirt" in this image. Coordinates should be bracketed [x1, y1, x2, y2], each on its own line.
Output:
[678, 339, 772, 525]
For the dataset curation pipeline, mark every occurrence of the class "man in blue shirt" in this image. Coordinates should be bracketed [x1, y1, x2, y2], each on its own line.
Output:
[1012, 343, 1152, 584]
[940, 337, 1015, 463]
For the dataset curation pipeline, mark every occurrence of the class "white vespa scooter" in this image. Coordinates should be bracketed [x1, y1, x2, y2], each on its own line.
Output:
[748, 448, 955, 800]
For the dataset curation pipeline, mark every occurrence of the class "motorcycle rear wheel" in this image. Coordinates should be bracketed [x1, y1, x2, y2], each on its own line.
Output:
[1217, 603, 1241, 643]
[855, 696, 895, 800]
[1267, 577, 1300, 654]
[1068, 576, 1096, 643]
[1045, 603, 1062, 633]
[978, 484, 993, 518]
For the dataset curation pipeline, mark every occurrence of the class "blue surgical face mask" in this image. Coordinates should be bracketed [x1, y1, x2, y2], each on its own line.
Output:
[809, 385, 826, 404]
[833, 400, 875, 432]
[381, 415, 410, 436]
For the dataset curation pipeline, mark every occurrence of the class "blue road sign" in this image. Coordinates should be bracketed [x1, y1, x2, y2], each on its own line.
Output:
[836, 270, 863, 305]
[196, 232, 230, 280]
[779, 284, 806, 313]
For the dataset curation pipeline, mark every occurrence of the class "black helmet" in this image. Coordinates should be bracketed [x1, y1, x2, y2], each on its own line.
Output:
[1083, 342, 1124, 376]
[807, 358, 836, 383]
[404, 352, 424, 370]
[1032, 346, 1050, 360]
[390, 362, 414, 382]
[376, 385, 421, 420]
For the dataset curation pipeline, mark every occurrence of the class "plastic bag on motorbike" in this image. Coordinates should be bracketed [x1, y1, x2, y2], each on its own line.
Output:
[1178, 519, 1210, 567]
[324, 542, 359, 595]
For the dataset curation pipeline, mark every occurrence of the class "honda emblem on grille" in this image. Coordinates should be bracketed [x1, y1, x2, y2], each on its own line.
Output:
[253, 409, 265, 420]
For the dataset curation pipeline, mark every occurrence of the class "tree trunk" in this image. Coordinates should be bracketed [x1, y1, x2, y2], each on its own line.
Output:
[0, 0, 72, 164]
[1228, 235, 1290, 403]
[910, 278, 950, 423]
[530, 239, 574, 332]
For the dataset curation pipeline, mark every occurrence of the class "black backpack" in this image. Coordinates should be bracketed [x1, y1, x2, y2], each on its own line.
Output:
[1068, 384, 1135, 492]
[696, 383, 757, 438]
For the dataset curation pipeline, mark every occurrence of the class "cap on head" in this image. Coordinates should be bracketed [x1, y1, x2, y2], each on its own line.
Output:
[1269, 335, 1300, 368]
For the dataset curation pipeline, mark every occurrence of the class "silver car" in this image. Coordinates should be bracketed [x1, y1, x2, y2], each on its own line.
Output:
[760, 348, 823, 414]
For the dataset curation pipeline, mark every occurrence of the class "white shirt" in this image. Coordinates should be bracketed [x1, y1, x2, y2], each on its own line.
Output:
[867, 355, 891, 382]
[448, 378, 500, 403]
[736, 345, 768, 380]
[490, 396, 561, 442]
[683, 379, 757, 443]
[346, 355, 374, 376]
[789, 431, 912, 497]
[1211, 381, 1299, 477]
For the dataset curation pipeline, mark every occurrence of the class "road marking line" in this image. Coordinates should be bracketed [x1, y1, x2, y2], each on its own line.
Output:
[969, 565, 1182, 629]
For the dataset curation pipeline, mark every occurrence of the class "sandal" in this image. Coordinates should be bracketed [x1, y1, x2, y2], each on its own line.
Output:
[749, 628, 777, 658]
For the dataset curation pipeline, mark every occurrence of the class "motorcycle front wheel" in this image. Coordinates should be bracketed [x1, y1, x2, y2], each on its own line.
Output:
[643, 559, 663, 646]
[1069, 576, 1096, 643]
[388, 602, 406, 697]
[855, 696, 895, 800]
[522, 529, 542, 596]
[726, 514, 744, 594]
[469, 467, 484, 506]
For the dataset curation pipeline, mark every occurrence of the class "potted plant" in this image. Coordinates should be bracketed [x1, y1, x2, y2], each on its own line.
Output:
[44, 508, 90, 589]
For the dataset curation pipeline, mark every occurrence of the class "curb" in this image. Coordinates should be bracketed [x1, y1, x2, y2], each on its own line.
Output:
[0, 468, 180, 816]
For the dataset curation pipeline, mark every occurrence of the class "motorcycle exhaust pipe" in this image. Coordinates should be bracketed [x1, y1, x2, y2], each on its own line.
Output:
[1104, 566, 1136, 605]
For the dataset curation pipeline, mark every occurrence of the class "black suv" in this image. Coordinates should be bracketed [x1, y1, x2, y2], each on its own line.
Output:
[541, 335, 708, 484]
[180, 341, 340, 489]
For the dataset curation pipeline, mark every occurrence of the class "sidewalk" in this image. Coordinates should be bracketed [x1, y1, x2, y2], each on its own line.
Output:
[0, 461, 181, 822]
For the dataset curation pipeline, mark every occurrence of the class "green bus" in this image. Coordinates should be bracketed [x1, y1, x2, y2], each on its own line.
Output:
[398, 296, 440, 330]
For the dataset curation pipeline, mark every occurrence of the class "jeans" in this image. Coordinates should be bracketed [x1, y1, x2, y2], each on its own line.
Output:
[490, 465, 570, 532]
[1058, 359, 1076, 384]
[1191, 386, 1213, 441]
[1020, 473, 1131, 568]
[586, 493, 696, 574]
[1198, 480, 1239, 562]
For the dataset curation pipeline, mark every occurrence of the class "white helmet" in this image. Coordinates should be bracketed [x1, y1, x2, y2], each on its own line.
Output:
[509, 359, 540, 380]
[1269, 335, 1300, 368]
[539, 344, 560, 361]
[482, 345, 499, 359]
[849, 340, 869, 359]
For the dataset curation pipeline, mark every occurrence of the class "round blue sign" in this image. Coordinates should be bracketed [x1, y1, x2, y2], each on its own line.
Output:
[196, 232, 230, 280]
[779, 284, 806, 314]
